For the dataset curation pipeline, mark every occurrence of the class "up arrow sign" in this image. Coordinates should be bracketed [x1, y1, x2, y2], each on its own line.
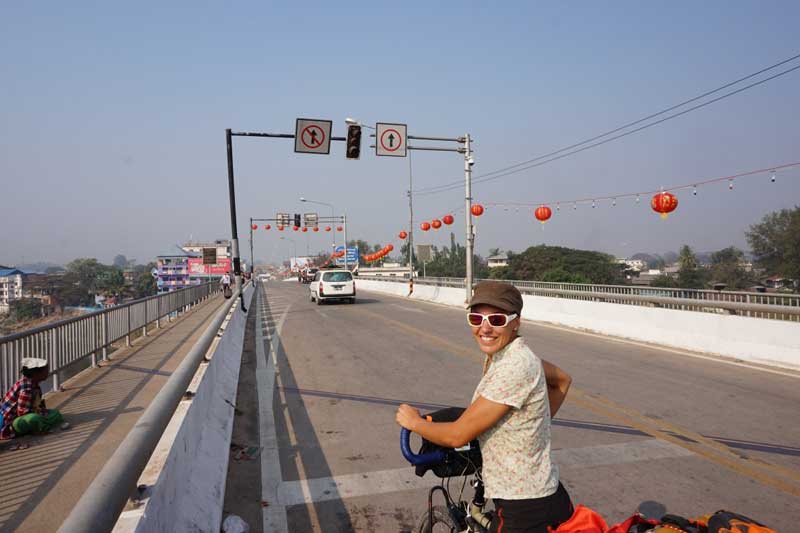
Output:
[376, 122, 407, 157]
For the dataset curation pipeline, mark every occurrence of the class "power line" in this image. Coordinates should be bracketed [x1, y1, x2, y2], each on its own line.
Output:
[414, 53, 800, 196]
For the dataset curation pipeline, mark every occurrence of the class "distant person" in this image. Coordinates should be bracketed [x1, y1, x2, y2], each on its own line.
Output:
[1, 358, 65, 441]
[407, 276, 414, 297]
[221, 272, 231, 291]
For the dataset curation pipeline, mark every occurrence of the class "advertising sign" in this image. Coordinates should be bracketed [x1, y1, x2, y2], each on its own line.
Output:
[202, 247, 217, 265]
[290, 257, 312, 271]
[188, 258, 232, 276]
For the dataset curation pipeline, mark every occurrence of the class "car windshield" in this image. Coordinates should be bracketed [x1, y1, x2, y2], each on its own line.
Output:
[323, 272, 352, 282]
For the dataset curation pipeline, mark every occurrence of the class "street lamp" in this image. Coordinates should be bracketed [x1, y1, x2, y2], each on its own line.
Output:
[345, 117, 375, 130]
[280, 236, 297, 270]
[300, 197, 336, 250]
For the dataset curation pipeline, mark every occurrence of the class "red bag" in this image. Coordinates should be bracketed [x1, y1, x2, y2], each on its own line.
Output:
[606, 513, 661, 533]
[549, 505, 608, 533]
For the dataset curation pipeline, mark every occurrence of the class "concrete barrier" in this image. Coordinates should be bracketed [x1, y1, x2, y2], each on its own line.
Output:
[355, 279, 800, 371]
[131, 286, 254, 532]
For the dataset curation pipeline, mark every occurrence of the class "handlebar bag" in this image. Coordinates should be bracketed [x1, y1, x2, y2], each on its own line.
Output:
[415, 407, 483, 478]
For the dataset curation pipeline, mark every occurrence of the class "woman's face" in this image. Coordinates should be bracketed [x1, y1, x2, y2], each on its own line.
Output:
[469, 304, 520, 355]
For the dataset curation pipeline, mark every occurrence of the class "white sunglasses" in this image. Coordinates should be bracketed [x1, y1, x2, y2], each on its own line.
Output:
[467, 312, 518, 328]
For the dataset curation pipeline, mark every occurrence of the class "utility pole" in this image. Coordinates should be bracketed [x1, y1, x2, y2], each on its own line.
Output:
[408, 151, 415, 279]
[225, 129, 246, 312]
[464, 133, 474, 302]
[342, 214, 348, 270]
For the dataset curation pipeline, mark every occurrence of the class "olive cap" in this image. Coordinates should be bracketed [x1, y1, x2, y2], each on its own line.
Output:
[467, 281, 523, 315]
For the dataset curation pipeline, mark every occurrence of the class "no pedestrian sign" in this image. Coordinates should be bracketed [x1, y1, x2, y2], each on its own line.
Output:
[295, 118, 333, 154]
[376, 122, 407, 157]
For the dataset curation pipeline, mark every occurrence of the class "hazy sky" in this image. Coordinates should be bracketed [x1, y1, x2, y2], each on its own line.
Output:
[1, 2, 798, 267]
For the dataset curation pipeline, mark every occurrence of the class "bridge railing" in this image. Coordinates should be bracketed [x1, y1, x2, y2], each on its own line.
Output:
[361, 275, 800, 321]
[0, 283, 220, 393]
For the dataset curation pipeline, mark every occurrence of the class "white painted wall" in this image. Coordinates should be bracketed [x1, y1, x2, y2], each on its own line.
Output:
[132, 286, 254, 532]
[355, 279, 800, 371]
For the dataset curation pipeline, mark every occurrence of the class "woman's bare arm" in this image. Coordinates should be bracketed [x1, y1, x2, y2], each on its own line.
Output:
[541, 359, 572, 417]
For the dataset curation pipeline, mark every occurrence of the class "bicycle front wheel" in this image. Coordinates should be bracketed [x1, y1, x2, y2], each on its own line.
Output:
[416, 505, 459, 533]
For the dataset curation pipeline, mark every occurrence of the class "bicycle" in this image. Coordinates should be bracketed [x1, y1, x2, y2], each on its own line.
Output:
[400, 408, 493, 533]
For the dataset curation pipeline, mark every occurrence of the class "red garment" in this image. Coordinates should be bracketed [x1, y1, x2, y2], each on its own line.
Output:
[0, 377, 41, 439]
[549, 505, 607, 533]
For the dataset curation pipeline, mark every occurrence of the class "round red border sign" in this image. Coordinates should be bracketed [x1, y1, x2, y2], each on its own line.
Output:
[301, 125, 326, 149]
[379, 128, 403, 152]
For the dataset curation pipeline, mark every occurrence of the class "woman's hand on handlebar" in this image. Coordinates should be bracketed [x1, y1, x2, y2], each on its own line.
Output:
[396, 404, 422, 432]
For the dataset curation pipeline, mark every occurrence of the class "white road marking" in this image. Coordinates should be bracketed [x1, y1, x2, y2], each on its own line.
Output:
[278, 438, 694, 506]
[390, 303, 426, 314]
[256, 286, 290, 533]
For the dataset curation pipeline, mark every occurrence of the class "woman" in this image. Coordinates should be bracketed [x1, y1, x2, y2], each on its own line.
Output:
[396, 281, 574, 533]
[1, 358, 65, 440]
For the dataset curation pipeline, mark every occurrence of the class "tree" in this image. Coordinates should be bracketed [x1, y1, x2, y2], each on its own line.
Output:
[97, 267, 126, 296]
[10, 298, 43, 321]
[746, 206, 800, 280]
[499, 245, 625, 284]
[676, 244, 709, 289]
[709, 247, 754, 290]
[488, 248, 502, 257]
[650, 275, 676, 288]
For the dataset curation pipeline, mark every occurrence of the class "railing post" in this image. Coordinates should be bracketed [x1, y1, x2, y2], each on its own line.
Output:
[91, 316, 98, 368]
[102, 312, 109, 362]
[126, 305, 131, 347]
[143, 300, 148, 337]
[156, 298, 161, 329]
[50, 328, 60, 391]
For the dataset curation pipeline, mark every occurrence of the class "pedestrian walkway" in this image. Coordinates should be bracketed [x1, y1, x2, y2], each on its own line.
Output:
[0, 294, 225, 533]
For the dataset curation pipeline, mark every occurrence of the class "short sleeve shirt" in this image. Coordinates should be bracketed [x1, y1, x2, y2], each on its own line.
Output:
[472, 337, 559, 500]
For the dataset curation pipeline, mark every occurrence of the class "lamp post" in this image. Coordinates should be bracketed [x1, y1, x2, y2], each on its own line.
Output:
[280, 236, 296, 270]
[300, 197, 335, 250]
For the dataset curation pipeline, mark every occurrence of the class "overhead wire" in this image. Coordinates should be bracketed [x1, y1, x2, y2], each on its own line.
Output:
[414, 53, 800, 196]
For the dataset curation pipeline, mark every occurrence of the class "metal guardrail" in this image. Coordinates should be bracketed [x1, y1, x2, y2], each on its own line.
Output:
[360, 275, 800, 322]
[0, 283, 220, 393]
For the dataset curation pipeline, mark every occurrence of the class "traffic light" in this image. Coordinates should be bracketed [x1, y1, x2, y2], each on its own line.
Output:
[294, 213, 301, 227]
[346, 125, 361, 160]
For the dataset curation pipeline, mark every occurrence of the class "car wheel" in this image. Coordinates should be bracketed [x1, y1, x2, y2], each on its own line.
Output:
[310, 293, 314, 302]
[349, 298, 355, 304]
[316, 296, 323, 306]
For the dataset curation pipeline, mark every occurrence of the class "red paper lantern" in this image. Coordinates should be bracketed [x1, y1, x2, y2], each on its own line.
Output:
[293, 226, 299, 231]
[420, 222, 431, 231]
[313, 226, 319, 232]
[325, 226, 331, 232]
[442, 214, 454, 225]
[651, 192, 678, 219]
[278, 226, 284, 231]
[431, 219, 442, 229]
[264, 224, 271, 230]
[471, 204, 484, 216]
[251, 224, 258, 230]
[387, 244, 394, 252]
[337, 226, 343, 232]
[534, 205, 552, 224]
[399, 231, 408, 240]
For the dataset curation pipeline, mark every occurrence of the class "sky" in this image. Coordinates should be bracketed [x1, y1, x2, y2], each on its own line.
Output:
[1, 1, 798, 267]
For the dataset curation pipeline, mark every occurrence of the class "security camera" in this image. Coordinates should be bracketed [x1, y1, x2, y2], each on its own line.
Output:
[467, 156, 475, 166]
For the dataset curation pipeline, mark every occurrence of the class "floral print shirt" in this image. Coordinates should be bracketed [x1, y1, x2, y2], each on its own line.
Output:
[472, 337, 559, 499]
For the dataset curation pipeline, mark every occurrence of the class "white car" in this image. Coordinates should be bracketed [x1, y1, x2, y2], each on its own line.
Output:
[309, 269, 355, 304]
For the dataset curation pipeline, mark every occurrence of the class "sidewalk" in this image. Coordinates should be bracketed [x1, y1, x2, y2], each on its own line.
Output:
[0, 294, 224, 533]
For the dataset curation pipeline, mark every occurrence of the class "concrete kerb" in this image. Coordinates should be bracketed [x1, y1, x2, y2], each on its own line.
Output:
[355, 279, 800, 372]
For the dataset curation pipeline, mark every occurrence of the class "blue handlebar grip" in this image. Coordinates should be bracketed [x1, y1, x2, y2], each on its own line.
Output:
[400, 428, 447, 466]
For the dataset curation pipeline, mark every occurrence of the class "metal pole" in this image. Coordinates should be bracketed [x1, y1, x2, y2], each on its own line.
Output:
[226, 128, 246, 312]
[330, 205, 336, 252]
[343, 214, 348, 270]
[408, 150, 415, 278]
[249, 217, 255, 275]
[464, 133, 474, 302]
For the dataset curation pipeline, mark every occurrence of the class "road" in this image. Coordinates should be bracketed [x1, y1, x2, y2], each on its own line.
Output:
[223, 280, 800, 532]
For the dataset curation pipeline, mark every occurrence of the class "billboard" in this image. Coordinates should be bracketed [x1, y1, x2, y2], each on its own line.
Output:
[290, 257, 312, 271]
[187, 257, 231, 276]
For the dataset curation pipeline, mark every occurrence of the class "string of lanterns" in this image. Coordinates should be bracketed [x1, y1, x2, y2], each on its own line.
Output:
[252, 225, 344, 232]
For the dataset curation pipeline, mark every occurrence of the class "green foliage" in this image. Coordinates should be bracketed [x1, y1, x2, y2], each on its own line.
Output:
[497, 245, 625, 284]
[746, 206, 800, 280]
[10, 298, 43, 321]
[650, 275, 677, 288]
[709, 246, 754, 290]
[676, 244, 710, 289]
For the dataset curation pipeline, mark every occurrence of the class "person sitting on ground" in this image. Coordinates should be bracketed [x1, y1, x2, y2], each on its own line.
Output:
[0, 358, 65, 440]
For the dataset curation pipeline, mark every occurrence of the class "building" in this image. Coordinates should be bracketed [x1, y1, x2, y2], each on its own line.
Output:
[181, 240, 231, 260]
[357, 262, 414, 278]
[156, 248, 203, 294]
[617, 259, 647, 272]
[487, 253, 509, 269]
[0, 268, 25, 314]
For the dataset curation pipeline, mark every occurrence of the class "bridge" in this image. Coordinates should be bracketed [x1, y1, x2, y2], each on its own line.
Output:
[0, 277, 798, 532]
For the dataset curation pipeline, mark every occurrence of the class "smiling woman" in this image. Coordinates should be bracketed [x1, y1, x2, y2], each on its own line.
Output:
[396, 281, 575, 533]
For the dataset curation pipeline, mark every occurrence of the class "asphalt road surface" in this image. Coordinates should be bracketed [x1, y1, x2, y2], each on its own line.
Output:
[224, 280, 799, 532]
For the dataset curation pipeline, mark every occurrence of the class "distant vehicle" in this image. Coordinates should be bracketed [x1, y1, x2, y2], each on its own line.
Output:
[309, 269, 355, 304]
[300, 267, 319, 284]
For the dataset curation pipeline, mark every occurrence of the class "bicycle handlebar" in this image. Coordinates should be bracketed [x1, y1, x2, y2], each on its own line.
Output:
[400, 428, 447, 466]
